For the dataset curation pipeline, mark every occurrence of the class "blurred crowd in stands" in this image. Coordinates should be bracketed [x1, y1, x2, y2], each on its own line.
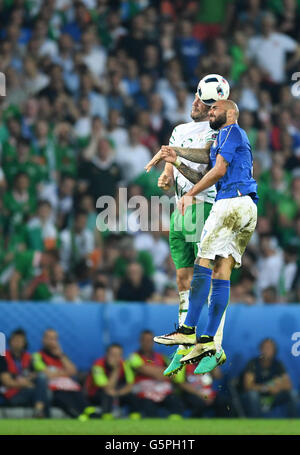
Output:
[0, 0, 300, 304]
[1, 328, 299, 418]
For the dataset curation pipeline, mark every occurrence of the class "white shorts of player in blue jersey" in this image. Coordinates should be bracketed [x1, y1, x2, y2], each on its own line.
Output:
[196, 195, 257, 268]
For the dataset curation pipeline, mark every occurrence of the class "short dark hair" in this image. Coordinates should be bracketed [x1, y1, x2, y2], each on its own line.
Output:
[106, 343, 122, 353]
[14, 171, 29, 181]
[259, 337, 277, 354]
[94, 283, 106, 291]
[38, 200, 52, 209]
[9, 328, 28, 350]
[75, 209, 88, 219]
[140, 329, 153, 338]
[17, 137, 31, 148]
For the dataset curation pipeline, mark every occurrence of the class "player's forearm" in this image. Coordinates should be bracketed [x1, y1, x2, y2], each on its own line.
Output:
[172, 146, 210, 164]
[176, 161, 206, 184]
[185, 167, 222, 197]
[164, 162, 174, 177]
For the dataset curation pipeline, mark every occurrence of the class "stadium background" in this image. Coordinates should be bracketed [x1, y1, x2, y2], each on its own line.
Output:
[0, 0, 300, 426]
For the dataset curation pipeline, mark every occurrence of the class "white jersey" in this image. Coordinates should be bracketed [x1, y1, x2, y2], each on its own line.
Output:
[169, 121, 217, 204]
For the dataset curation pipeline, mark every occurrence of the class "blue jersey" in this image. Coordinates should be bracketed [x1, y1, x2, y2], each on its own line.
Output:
[210, 123, 258, 203]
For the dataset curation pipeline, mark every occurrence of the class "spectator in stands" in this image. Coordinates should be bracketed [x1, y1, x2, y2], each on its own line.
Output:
[92, 283, 109, 303]
[32, 328, 98, 419]
[0, 329, 49, 417]
[78, 137, 122, 204]
[106, 109, 129, 150]
[59, 210, 95, 272]
[174, 363, 233, 417]
[128, 330, 184, 418]
[113, 235, 154, 279]
[25, 200, 57, 252]
[3, 171, 37, 237]
[116, 261, 155, 302]
[63, 278, 82, 303]
[247, 11, 300, 90]
[85, 343, 139, 418]
[261, 286, 280, 304]
[0, 0, 300, 305]
[3, 137, 43, 188]
[9, 249, 59, 301]
[256, 235, 283, 297]
[40, 174, 76, 230]
[49, 263, 65, 302]
[240, 338, 299, 417]
[114, 124, 151, 184]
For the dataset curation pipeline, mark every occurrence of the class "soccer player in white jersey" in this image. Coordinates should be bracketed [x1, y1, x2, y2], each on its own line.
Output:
[147, 93, 226, 376]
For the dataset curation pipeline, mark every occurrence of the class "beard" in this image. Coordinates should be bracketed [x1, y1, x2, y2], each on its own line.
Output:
[191, 105, 209, 122]
[191, 112, 205, 121]
[209, 112, 227, 130]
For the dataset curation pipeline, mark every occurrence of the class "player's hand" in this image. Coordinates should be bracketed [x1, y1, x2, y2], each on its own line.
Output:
[160, 146, 177, 164]
[158, 172, 172, 190]
[145, 150, 163, 173]
[177, 194, 194, 215]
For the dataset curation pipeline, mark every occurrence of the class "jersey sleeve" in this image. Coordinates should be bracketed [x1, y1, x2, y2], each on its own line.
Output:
[169, 127, 181, 146]
[128, 352, 144, 370]
[218, 126, 242, 164]
[92, 365, 108, 387]
[205, 130, 218, 144]
[280, 34, 297, 53]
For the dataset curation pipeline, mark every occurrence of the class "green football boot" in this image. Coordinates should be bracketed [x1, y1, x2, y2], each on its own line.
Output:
[163, 346, 193, 376]
[194, 348, 227, 374]
[180, 338, 216, 365]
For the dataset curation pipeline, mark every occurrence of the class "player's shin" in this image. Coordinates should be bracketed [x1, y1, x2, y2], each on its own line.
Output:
[214, 309, 226, 352]
[179, 290, 189, 326]
[192, 301, 227, 374]
[163, 290, 191, 376]
[154, 266, 213, 346]
[183, 265, 212, 328]
[203, 278, 230, 338]
[181, 278, 229, 369]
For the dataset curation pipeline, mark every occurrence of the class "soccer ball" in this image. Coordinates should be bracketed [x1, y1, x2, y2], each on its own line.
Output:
[197, 74, 230, 105]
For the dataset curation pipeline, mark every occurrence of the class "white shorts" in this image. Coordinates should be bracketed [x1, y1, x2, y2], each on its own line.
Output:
[197, 196, 257, 268]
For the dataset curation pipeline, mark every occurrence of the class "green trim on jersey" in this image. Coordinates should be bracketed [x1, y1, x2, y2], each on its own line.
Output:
[169, 202, 212, 270]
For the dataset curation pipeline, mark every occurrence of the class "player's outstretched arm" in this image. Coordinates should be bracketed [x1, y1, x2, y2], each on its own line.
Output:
[145, 144, 210, 172]
[171, 145, 210, 164]
[159, 146, 208, 184]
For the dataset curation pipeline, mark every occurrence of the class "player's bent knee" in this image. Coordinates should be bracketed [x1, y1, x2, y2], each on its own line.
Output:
[176, 268, 193, 291]
[212, 257, 235, 280]
[195, 257, 211, 268]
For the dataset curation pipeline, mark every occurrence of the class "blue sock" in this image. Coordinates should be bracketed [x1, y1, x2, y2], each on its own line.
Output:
[203, 279, 230, 337]
[184, 265, 212, 327]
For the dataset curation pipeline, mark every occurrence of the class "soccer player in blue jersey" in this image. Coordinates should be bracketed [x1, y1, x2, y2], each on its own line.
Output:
[154, 99, 258, 374]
